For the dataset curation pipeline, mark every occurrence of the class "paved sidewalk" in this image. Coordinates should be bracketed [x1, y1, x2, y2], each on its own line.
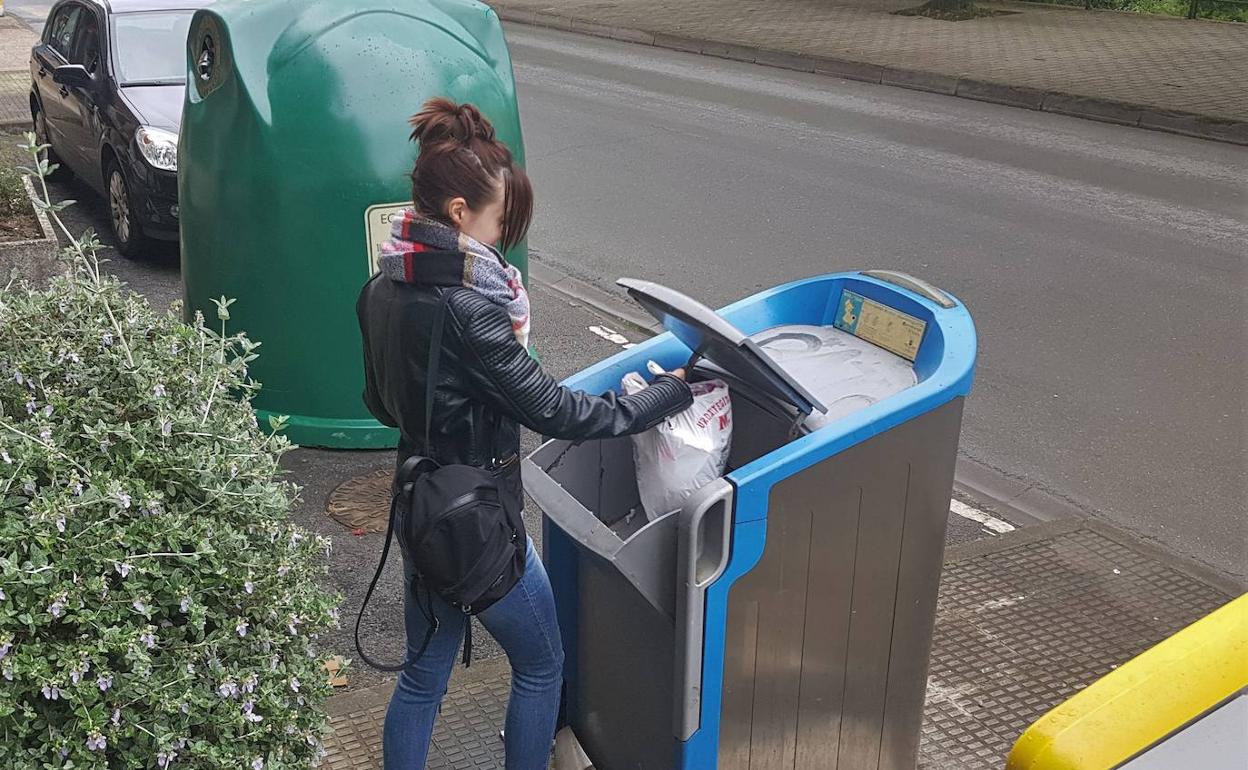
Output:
[490, 0, 1248, 143]
[320, 515, 1240, 769]
[0, 15, 36, 129]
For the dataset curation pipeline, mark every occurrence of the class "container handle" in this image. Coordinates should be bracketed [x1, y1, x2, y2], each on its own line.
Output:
[674, 479, 735, 741]
[861, 270, 956, 309]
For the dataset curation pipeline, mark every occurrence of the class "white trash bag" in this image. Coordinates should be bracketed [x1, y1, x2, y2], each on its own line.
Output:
[622, 363, 732, 520]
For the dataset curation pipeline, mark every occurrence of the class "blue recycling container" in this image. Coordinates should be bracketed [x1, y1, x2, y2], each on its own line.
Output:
[524, 270, 976, 770]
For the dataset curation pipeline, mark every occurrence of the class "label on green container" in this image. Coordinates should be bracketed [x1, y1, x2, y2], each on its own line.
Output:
[364, 201, 411, 275]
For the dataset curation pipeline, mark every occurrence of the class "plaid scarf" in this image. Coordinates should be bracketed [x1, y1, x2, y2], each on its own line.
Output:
[378, 210, 531, 348]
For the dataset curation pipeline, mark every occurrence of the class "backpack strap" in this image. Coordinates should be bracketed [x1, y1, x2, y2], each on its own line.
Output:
[354, 292, 450, 673]
[424, 291, 448, 455]
[353, 487, 436, 672]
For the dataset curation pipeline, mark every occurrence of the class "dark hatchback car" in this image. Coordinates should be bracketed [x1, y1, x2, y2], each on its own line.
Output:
[30, 0, 210, 257]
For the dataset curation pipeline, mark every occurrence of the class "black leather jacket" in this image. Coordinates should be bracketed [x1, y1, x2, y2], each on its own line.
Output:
[356, 273, 693, 475]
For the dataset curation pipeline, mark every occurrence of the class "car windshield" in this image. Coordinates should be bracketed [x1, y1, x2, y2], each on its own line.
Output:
[111, 11, 195, 85]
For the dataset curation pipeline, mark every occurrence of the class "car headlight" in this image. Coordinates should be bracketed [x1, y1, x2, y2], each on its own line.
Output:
[136, 126, 178, 172]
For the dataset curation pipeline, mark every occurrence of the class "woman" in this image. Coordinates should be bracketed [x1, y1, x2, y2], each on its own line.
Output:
[356, 98, 693, 770]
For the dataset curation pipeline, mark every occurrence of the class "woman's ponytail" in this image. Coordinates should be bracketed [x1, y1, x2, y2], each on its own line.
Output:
[408, 98, 496, 151]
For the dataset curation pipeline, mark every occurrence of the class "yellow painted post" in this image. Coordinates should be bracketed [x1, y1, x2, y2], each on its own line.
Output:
[1007, 593, 1248, 770]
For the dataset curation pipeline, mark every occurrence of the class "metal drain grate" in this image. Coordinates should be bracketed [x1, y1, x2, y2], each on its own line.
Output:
[326, 469, 393, 534]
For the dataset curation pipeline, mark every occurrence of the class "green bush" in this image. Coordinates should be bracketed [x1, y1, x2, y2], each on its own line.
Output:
[1023, 0, 1247, 22]
[0, 134, 341, 769]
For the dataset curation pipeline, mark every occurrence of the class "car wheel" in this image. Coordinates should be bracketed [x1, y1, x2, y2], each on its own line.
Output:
[33, 109, 69, 182]
[106, 160, 152, 259]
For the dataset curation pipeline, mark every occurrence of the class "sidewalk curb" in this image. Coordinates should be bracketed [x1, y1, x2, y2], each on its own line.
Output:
[530, 251, 665, 336]
[496, 8, 1248, 146]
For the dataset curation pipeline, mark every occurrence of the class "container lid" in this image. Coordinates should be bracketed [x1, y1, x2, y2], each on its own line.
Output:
[618, 278, 827, 415]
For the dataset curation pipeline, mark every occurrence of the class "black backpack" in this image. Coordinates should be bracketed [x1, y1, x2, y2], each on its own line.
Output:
[355, 292, 526, 671]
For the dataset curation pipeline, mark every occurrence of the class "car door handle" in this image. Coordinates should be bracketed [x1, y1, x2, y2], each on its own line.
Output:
[38, 68, 47, 78]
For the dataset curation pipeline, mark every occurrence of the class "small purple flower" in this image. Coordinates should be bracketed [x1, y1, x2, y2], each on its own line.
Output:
[23, 481, 35, 495]
[217, 680, 239, 699]
[112, 708, 121, 726]
[180, 702, 190, 714]
[157, 751, 176, 768]
[86, 732, 106, 751]
[115, 562, 131, 578]
[269, 655, 279, 672]
[97, 674, 113, 692]
[153, 384, 166, 398]
[25, 400, 36, 415]
[185, 663, 195, 675]
[0, 642, 10, 659]
[242, 702, 263, 723]
[101, 333, 114, 347]
[0, 587, 5, 600]
[244, 581, 254, 595]
[48, 595, 66, 618]
[71, 482, 83, 496]
[132, 598, 148, 615]
[55, 516, 65, 533]
[70, 668, 83, 684]
[235, 620, 249, 638]
[140, 632, 156, 649]
[289, 677, 300, 693]
[13, 371, 23, 385]
[41, 684, 60, 700]
[179, 596, 191, 613]
[161, 420, 172, 437]
[43, 405, 53, 418]
[277, 565, 290, 578]
[252, 759, 265, 770]
[241, 674, 257, 694]
[116, 492, 132, 509]
[39, 428, 52, 442]
[59, 747, 69, 759]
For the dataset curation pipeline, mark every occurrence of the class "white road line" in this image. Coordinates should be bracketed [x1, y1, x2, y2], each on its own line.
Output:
[950, 499, 1016, 534]
[588, 325, 634, 348]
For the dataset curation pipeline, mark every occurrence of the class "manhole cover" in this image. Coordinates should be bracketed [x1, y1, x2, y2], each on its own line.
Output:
[326, 469, 392, 533]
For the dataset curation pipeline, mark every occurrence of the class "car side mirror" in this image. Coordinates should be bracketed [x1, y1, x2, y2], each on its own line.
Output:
[52, 64, 93, 89]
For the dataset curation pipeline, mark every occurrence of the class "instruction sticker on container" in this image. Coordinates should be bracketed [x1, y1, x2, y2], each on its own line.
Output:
[833, 289, 926, 361]
[363, 201, 411, 275]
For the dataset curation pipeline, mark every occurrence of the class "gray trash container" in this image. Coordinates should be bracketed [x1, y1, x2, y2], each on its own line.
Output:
[525, 271, 977, 770]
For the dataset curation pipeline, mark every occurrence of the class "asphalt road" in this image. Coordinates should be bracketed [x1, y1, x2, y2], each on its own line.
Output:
[509, 26, 1247, 579]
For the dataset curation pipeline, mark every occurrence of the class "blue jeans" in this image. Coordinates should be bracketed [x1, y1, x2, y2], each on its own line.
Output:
[383, 537, 564, 770]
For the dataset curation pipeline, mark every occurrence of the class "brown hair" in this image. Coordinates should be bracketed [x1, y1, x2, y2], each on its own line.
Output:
[408, 98, 533, 253]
